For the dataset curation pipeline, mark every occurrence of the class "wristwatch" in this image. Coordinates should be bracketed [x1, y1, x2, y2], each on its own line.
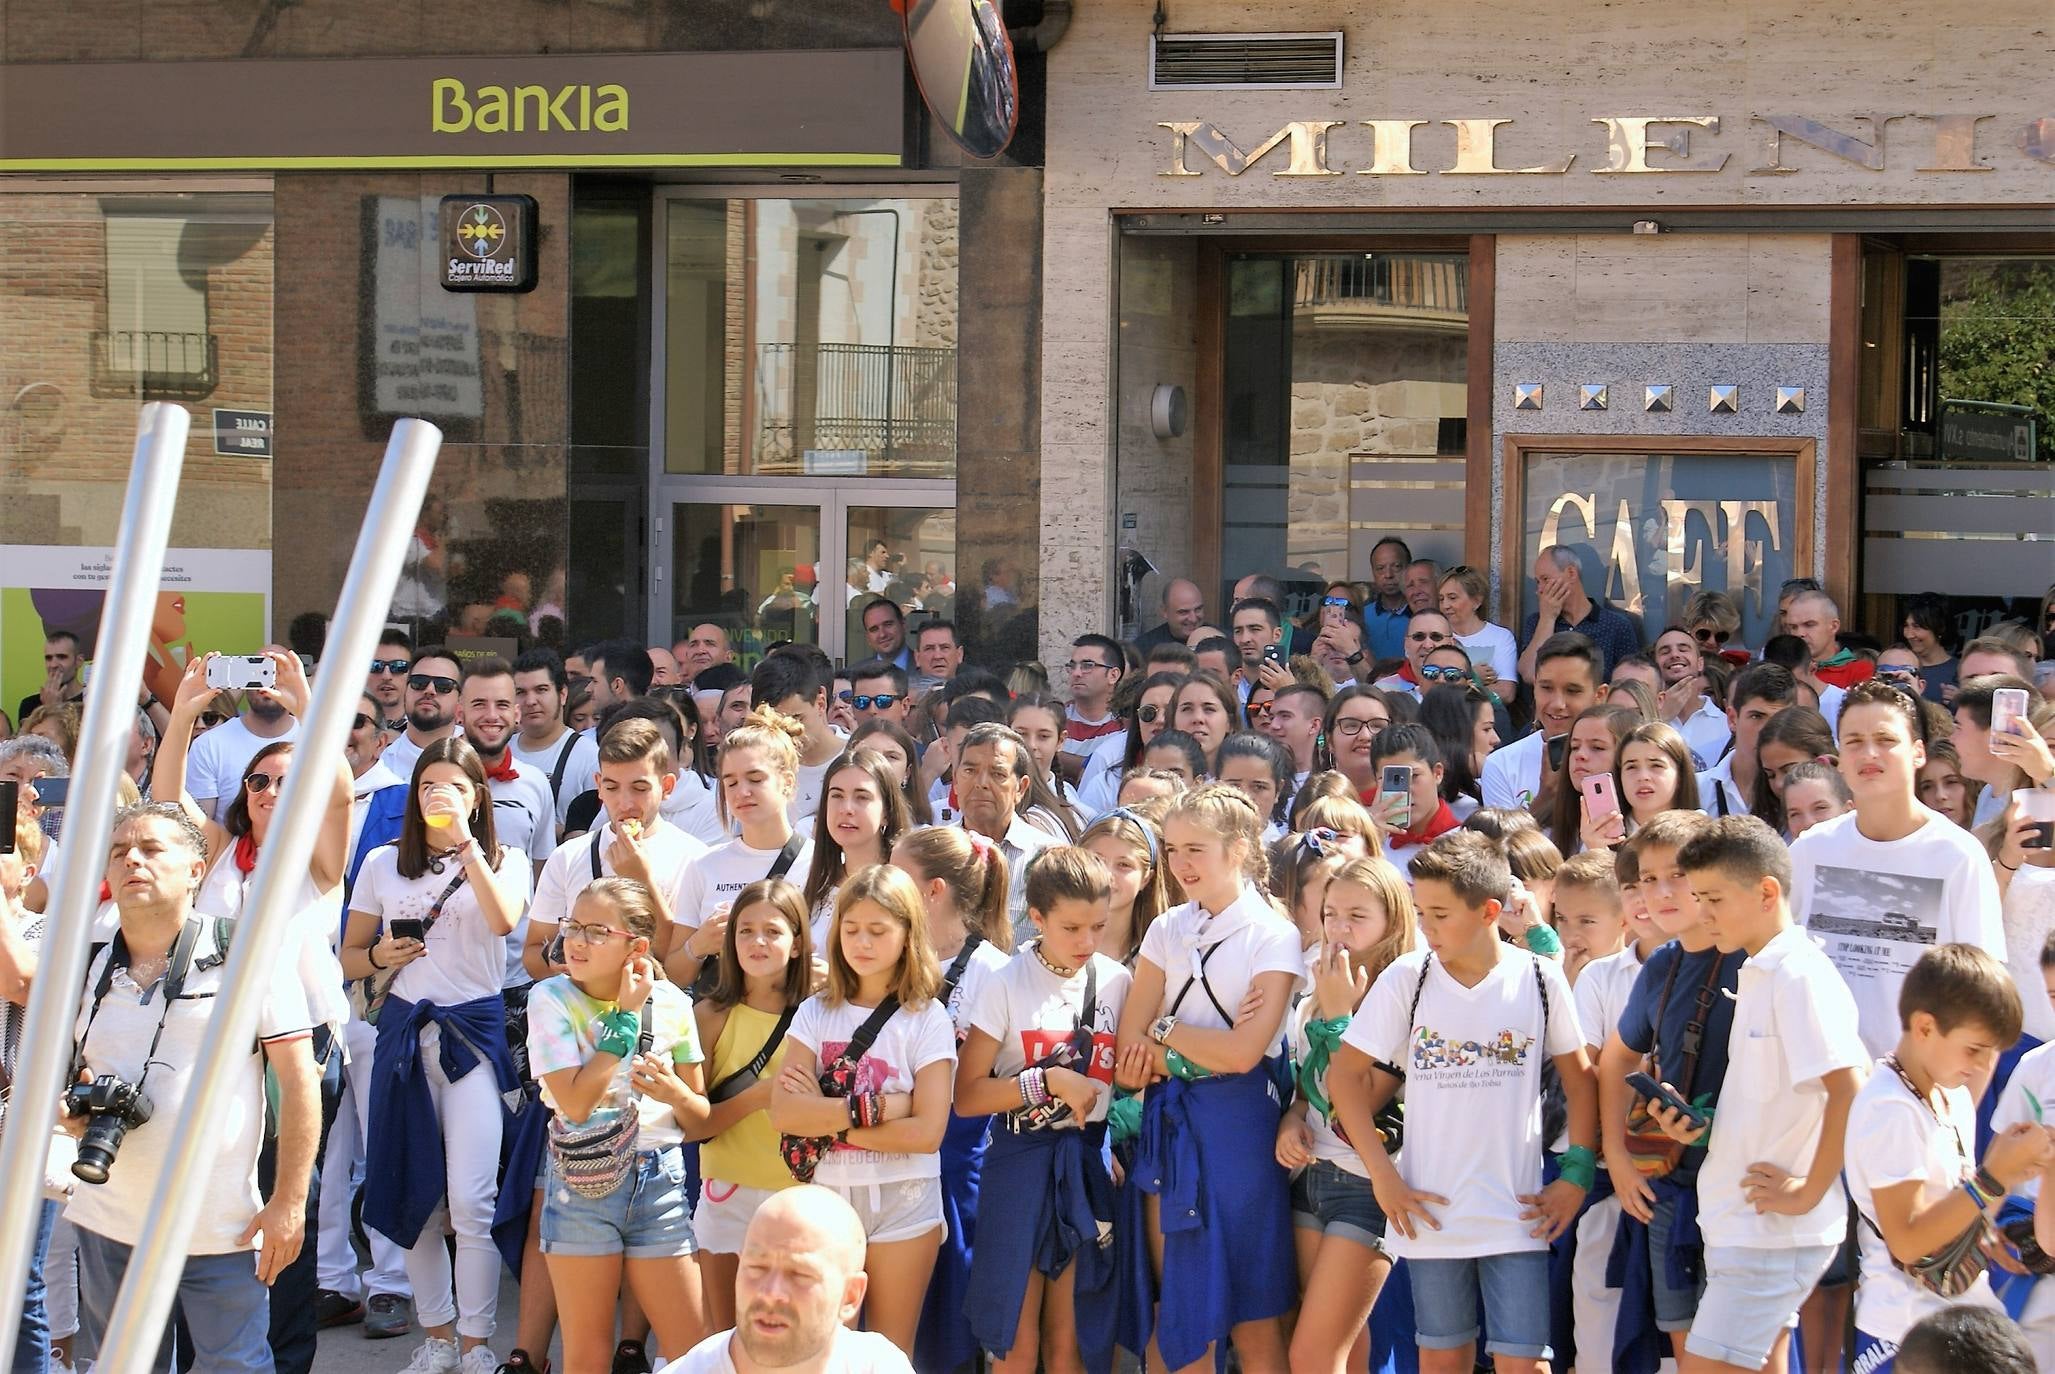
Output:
[1149, 1014, 1178, 1045]
[1346, 651, 1366, 666]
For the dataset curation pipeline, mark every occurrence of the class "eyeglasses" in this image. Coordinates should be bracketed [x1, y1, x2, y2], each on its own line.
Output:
[845, 693, 900, 711]
[244, 772, 285, 794]
[408, 674, 459, 694]
[1419, 664, 1469, 682]
[1332, 716, 1387, 738]
[1137, 704, 1164, 724]
[1692, 628, 1733, 645]
[1322, 596, 1352, 609]
[556, 918, 631, 946]
[1407, 630, 1451, 644]
[1063, 660, 1115, 674]
[352, 713, 378, 732]
[1878, 667, 1919, 684]
[369, 659, 411, 675]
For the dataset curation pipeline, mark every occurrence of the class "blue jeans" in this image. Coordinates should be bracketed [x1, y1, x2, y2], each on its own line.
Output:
[74, 1228, 273, 1374]
[10, 1200, 54, 1374]
[1407, 1251, 1554, 1360]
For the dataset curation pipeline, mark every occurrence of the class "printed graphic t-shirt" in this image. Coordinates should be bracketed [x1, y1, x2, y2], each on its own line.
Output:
[966, 949, 1130, 1124]
[1345, 947, 1583, 1259]
[527, 975, 702, 1148]
[788, 996, 956, 1186]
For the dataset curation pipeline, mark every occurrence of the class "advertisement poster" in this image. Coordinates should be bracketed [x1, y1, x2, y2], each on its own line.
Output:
[2, 547, 271, 720]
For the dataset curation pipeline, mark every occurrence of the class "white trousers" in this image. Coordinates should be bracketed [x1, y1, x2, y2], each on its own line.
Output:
[1572, 1194, 1624, 1374]
[387, 1023, 504, 1340]
[316, 1017, 412, 1300]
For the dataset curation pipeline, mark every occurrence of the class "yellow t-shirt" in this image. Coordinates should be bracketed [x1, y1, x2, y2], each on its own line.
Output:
[699, 1002, 797, 1193]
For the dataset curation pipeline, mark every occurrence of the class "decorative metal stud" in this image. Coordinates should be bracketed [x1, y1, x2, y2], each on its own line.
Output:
[1514, 382, 1544, 411]
[1776, 386, 1806, 414]
[1644, 384, 1673, 413]
[1579, 384, 1609, 411]
[1709, 384, 1739, 414]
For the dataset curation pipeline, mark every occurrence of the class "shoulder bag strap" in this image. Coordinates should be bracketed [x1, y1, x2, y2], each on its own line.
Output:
[589, 829, 605, 882]
[421, 865, 470, 935]
[1672, 954, 1727, 1101]
[939, 935, 984, 1006]
[1166, 941, 1232, 1024]
[746, 1006, 799, 1079]
[1071, 958, 1099, 1057]
[1645, 950, 1687, 1067]
[840, 995, 903, 1067]
[549, 733, 579, 806]
[637, 1001, 656, 1057]
[766, 831, 806, 882]
[1380, 956, 1436, 1081]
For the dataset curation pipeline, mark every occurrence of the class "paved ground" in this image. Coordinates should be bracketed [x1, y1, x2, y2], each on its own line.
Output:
[309, 1275, 560, 1374]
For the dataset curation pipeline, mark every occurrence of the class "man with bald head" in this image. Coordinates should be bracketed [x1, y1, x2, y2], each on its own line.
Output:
[1137, 577, 1207, 651]
[666, 1186, 912, 1373]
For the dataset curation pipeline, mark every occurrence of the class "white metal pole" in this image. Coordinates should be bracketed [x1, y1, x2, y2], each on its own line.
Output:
[94, 418, 442, 1370]
[0, 403, 190, 1367]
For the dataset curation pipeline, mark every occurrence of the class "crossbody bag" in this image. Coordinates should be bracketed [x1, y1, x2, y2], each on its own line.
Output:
[779, 996, 901, 1184]
[348, 866, 467, 1026]
[1853, 1056, 1990, 1298]
[546, 1001, 657, 1199]
[1621, 952, 1724, 1178]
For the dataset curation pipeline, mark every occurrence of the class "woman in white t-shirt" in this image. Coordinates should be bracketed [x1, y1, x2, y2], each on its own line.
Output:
[802, 750, 912, 948]
[341, 738, 533, 1371]
[1110, 785, 1303, 1373]
[1438, 564, 1518, 689]
[957, 847, 1132, 1373]
[890, 825, 1013, 1371]
[667, 709, 816, 987]
[153, 653, 353, 1039]
[770, 865, 956, 1356]
[1274, 857, 1415, 1374]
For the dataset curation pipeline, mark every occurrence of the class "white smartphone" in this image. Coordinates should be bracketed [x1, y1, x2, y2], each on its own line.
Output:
[1993, 687, 2031, 740]
[206, 654, 275, 692]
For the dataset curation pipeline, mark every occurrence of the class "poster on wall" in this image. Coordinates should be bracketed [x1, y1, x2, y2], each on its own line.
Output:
[1, 547, 272, 719]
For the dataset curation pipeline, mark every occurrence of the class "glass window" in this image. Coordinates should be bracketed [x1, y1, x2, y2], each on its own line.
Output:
[844, 504, 957, 655]
[668, 501, 822, 665]
[664, 196, 958, 478]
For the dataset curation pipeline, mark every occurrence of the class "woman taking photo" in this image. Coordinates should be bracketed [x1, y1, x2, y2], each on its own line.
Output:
[666, 708, 815, 987]
[1900, 591, 1958, 703]
[688, 878, 812, 1332]
[1547, 704, 1639, 856]
[770, 864, 957, 1353]
[343, 738, 534, 1374]
[526, 877, 708, 1374]
[801, 748, 913, 947]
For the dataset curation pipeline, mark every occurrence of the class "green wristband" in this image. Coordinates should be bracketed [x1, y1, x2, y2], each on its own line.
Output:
[594, 1008, 640, 1060]
[1555, 1144, 1597, 1191]
[1164, 1048, 1212, 1082]
[1522, 924, 1563, 956]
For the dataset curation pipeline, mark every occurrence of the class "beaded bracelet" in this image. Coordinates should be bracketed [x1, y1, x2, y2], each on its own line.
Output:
[1020, 1067, 1050, 1109]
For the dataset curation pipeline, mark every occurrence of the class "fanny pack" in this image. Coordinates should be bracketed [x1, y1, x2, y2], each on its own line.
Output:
[707, 1006, 797, 1104]
[1854, 1057, 1990, 1298]
[779, 996, 899, 1184]
[547, 1002, 654, 1199]
[1622, 952, 1722, 1179]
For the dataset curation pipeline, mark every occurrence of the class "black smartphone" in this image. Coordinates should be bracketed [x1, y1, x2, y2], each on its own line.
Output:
[0, 783, 14, 854]
[1625, 1071, 1706, 1125]
[30, 777, 68, 808]
[388, 917, 427, 943]
[1546, 733, 1569, 772]
[1262, 642, 1284, 665]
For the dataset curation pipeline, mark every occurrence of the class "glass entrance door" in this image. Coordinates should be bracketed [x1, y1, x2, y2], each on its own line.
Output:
[652, 481, 955, 665]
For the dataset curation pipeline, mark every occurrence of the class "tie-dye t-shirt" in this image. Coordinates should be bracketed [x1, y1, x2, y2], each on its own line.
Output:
[527, 975, 702, 1148]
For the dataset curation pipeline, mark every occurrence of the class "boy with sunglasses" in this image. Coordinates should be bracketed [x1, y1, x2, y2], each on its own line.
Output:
[380, 647, 463, 782]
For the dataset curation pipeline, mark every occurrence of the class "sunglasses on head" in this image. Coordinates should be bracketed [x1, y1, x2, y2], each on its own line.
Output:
[244, 772, 285, 794]
[1322, 596, 1353, 609]
[408, 674, 459, 694]
[1299, 826, 1343, 855]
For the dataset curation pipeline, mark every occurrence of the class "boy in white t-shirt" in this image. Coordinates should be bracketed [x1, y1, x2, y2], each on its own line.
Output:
[1651, 815, 1869, 1374]
[1844, 943, 2048, 1372]
[1332, 831, 1595, 1374]
[1981, 935, 2055, 1370]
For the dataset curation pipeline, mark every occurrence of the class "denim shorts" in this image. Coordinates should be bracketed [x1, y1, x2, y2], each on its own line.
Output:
[1289, 1159, 1388, 1252]
[1407, 1251, 1552, 1360]
[540, 1144, 697, 1259]
[1686, 1243, 1836, 1370]
[1647, 1188, 1708, 1330]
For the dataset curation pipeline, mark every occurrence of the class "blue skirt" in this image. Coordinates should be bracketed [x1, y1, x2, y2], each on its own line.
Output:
[1128, 1065, 1296, 1370]
[963, 1122, 1116, 1372]
[914, 1110, 990, 1372]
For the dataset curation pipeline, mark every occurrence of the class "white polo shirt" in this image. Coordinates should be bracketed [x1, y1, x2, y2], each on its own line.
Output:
[1137, 885, 1303, 1031]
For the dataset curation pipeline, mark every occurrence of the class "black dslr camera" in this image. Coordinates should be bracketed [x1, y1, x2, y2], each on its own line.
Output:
[64, 1075, 153, 1185]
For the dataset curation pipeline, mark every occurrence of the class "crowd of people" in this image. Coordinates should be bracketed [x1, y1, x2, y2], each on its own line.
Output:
[1, 545, 2054, 1374]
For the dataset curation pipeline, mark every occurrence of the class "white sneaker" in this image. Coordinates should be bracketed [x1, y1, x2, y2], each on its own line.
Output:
[458, 1347, 500, 1374]
[401, 1337, 460, 1373]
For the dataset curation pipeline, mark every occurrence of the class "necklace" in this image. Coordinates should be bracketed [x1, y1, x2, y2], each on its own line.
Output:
[1033, 940, 1076, 979]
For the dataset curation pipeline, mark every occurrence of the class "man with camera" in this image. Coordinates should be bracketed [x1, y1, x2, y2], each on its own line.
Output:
[55, 801, 320, 1371]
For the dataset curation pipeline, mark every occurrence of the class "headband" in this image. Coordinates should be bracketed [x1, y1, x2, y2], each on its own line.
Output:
[1103, 807, 1159, 864]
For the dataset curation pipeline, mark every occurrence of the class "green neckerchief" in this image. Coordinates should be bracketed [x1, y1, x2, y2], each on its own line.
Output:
[1817, 647, 1857, 668]
[1296, 1015, 1351, 1119]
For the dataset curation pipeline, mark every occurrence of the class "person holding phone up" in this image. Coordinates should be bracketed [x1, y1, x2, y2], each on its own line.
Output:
[342, 739, 534, 1374]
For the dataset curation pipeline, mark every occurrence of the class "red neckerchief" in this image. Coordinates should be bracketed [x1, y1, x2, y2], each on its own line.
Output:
[1388, 800, 1460, 849]
[482, 750, 519, 783]
[1394, 662, 1421, 686]
[234, 832, 260, 874]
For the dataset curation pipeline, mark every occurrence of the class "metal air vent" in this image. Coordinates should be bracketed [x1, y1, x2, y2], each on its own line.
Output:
[1148, 32, 1344, 91]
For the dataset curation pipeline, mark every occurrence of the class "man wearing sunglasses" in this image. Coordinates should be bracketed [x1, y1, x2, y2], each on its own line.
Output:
[363, 629, 415, 739]
[846, 660, 914, 729]
[378, 647, 463, 783]
[1373, 612, 1457, 700]
[184, 646, 304, 824]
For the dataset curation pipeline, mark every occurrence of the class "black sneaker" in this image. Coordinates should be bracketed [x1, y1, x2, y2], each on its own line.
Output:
[611, 1342, 651, 1374]
[364, 1292, 413, 1340]
[314, 1289, 364, 1328]
[496, 1352, 549, 1374]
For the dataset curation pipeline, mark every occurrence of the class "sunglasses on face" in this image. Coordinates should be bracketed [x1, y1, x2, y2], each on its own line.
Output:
[408, 674, 459, 694]
[244, 772, 286, 794]
[1419, 664, 1469, 682]
[1878, 667, 1919, 684]
[369, 658, 411, 675]
[1408, 631, 1450, 644]
[1693, 628, 1733, 645]
[352, 713, 379, 732]
[842, 693, 900, 711]
[1137, 703, 1164, 724]
[1247, 699, 1274, 720]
